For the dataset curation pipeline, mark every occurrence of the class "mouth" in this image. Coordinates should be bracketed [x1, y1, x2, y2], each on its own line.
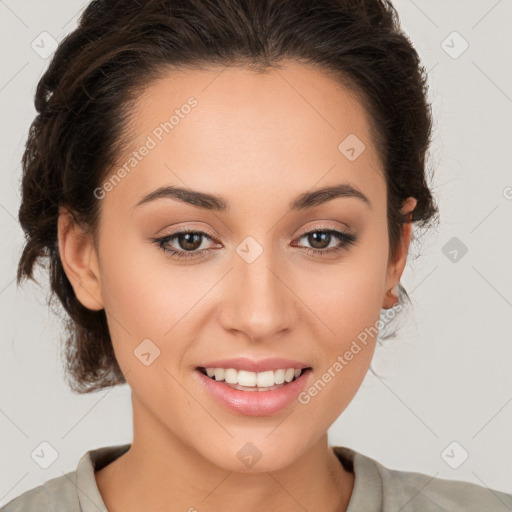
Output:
[196, 366, 313, 392]
[194, 364, 314, 415]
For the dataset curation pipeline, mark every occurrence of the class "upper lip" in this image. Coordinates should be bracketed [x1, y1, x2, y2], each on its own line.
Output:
[197, 357, 311, 373]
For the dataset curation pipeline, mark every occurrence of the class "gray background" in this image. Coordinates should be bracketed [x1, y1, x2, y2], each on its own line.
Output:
[1, 0, 511, 505]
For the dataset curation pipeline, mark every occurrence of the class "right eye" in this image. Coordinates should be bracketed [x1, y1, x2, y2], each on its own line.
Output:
[152, 229, 220, 260]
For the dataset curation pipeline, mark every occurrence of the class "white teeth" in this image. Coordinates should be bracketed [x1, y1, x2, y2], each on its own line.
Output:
[224, 368, 238, 384]
[256, 370, 274, 387]
[274, 369, 285, 384]
[238, 370, 257, 387]
[203, 367, 306, 388]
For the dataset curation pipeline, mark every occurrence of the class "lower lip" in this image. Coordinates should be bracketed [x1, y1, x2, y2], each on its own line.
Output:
[195, 369, 312, 416]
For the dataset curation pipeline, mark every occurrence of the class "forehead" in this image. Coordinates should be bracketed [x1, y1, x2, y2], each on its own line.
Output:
[107, 60, 385, 212]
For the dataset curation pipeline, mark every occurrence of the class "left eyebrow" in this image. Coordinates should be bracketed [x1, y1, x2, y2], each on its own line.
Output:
[289, 183, 371, 211]
[134, 182, 371, 212]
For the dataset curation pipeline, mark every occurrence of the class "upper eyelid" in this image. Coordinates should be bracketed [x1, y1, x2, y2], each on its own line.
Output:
[159, 220, 352, 236]
[160, 225, 350, 236]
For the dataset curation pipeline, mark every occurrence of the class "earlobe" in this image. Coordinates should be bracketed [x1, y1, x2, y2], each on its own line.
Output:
[382, 197, 417, 309]
[57, 207, 104, 311]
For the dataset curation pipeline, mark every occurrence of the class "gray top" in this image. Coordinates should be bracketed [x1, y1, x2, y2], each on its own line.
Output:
[2, 443, 511, 511]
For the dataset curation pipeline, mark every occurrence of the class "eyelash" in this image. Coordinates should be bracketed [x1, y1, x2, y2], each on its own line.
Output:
[152, 227, 357, 261]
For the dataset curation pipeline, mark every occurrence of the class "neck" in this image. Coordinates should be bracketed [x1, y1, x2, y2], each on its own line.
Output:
[95, 394, 354, 512]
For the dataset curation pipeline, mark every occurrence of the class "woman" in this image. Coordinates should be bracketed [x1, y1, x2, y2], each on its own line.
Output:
[3, 0, 511, 511]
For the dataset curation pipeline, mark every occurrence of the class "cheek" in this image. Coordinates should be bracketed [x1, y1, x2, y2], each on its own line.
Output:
[307, 226, 389, 341]
[96, 248, 194, 411]
[299, 226, 389, 406]
[97, 224, 189, 336]
[95, 222, 222, 389]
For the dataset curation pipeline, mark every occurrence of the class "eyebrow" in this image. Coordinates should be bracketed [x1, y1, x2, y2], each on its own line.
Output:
[135, 183, 371, 212]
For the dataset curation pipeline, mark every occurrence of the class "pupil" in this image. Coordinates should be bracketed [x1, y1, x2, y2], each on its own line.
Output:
[309, 231, 330, 249]
[180, 233, 201, 251]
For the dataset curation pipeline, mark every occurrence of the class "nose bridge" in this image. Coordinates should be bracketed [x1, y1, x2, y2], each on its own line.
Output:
[220, 235, 295, 340]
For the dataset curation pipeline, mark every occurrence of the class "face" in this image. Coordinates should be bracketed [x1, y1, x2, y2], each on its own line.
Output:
[61, 60, 414, 472]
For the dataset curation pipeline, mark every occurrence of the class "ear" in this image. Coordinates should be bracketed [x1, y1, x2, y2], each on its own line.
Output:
[57, 207, 104, 311]
[382, 197, 417, 309]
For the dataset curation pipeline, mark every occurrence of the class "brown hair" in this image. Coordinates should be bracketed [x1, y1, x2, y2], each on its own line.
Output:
[17, 0, 439, 393]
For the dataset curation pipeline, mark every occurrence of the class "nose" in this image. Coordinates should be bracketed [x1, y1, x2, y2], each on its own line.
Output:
[218, 244, 298, 342]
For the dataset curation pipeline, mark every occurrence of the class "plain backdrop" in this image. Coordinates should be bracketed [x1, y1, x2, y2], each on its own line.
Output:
[1, 0, 511, 505]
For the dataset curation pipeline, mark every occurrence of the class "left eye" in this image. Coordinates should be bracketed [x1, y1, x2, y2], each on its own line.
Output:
[152, 228, 357, 261]
[293, 229, 358, 257]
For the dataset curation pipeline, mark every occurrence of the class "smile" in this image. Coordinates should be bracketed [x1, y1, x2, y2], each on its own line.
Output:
[197, 366, 311, 391]
[194, 366, 313, 415]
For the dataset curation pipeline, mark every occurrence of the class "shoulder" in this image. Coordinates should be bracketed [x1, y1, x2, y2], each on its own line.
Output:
[1, 444, 129, 512]
[333, 446, 512, 511]
[0, 485, 49, 512]
[0, 471, 79, 511]
[367, 452, 512, 511]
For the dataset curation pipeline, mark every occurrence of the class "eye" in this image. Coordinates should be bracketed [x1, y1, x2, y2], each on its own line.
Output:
[152, 229, 219, 261]
[152, 226, 358, 261]
[292, 228, 358, 257]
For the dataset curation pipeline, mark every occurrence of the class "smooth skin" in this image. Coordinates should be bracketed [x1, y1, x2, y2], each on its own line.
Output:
[58, 60, 416, 512]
